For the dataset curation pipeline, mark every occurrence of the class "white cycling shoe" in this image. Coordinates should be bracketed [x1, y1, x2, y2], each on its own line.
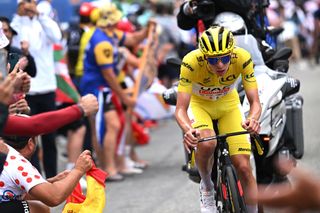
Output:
[199, 184, 217, 213]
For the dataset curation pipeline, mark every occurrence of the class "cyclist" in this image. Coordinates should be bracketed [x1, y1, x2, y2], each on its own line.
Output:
[175, 26, 261, 213]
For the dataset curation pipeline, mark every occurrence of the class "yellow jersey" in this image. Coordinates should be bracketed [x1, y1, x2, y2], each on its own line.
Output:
[178, 46, 257, 102]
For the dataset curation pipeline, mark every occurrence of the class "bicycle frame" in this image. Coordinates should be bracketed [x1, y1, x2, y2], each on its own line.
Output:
[198, 131, 264, 213]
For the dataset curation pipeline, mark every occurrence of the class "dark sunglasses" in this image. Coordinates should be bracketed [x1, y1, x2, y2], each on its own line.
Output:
[207, 55, 231, 65]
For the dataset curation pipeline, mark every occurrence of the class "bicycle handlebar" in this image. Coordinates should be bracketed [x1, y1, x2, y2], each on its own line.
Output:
[198, 131, 250, 142]
[198, 131, 264, 155]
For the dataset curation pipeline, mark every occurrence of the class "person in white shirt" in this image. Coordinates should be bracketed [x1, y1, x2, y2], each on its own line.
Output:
[10, 0, 62, 178]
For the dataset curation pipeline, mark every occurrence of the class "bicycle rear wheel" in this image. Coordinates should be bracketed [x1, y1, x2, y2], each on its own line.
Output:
[222, 166, 247, 213]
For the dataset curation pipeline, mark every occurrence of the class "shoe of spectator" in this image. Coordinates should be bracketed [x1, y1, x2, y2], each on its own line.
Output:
[133, 161, 148, 170]
[105, 173, 125, 182]
[120, 167, 143, 176]
[199, 184, 217, 213]
[124, 157, 143, 174]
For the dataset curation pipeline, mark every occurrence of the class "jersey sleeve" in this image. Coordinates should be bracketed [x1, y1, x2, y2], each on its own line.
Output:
[7, 147, 47, 193]
[94, 41, 114, 70]
[238, 48, 258, 90]
[3, 105, 82, 137]
[177, 53, 196, 94]
[114, 29, 126, 46]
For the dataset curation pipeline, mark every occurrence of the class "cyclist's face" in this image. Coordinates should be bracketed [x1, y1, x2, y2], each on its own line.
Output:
[207, 55, 231, 76]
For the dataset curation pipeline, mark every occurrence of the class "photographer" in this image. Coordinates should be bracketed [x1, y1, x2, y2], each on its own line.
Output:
[177, 0, 252, 33]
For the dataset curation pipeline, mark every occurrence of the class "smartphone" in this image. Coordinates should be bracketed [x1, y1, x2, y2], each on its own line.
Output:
[8, 52, 20, 73]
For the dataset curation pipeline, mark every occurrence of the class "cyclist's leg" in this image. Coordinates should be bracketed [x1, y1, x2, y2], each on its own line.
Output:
[188, 102, 216, 190]
[218, 104, 257, 212]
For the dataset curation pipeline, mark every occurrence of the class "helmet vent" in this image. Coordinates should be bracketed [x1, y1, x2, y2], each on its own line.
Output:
[200, 37, 209, 52]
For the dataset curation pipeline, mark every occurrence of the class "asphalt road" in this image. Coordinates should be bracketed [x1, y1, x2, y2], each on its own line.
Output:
[51, 60, 320, 213]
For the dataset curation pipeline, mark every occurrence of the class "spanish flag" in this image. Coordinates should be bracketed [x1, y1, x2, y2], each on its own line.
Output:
[62, 164, 108, 213]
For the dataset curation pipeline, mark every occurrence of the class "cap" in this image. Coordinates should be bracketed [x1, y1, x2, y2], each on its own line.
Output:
[79, 2, 95, 17]
[96, 2, 122, 27]
[0, 16, 18, 36]
[0, 22, 9, 49]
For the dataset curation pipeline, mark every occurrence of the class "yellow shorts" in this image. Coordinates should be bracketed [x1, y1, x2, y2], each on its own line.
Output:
[188, 93, 251, 156]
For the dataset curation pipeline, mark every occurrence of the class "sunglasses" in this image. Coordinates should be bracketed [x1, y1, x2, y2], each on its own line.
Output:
[207, 55, 231, 65]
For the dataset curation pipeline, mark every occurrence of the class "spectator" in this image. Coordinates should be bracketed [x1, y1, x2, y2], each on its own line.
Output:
[0, 135, 93, 212]
[72, 1, 99, 84]
[258, 160, 320, 212]
[152, 1, 182, 89]
[0, 21, 9, 80]
[11, 0, 62, 178]
[0, 16, 36, 78]
[79, 2, 152, 181]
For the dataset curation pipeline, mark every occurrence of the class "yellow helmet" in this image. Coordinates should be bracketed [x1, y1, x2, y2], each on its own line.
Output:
[96, 3, 122, 27]
[198, 26, 234, 57]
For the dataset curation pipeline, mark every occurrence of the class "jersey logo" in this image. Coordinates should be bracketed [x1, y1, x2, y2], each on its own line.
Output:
[244, 72, 256, 82]
[219, 74, 237, 85]
[203, 77, 211, 84]
[194, 124, 209, 129]
[103, 49, 111, 58]
[181, 62, 194, 72]
[0, 190, 18, 202]
[238, 148, 251, 152]
[179, 77, 191, 86]
[199, 86, 230, 95]
[196, 56, 205, 67]
[242, 58, 252, 69]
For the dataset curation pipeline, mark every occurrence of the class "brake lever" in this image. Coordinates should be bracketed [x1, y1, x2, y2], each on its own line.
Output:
[251, 133, 264, 155]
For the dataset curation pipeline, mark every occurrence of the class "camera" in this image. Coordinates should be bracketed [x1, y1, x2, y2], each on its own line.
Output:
[192, 0, 215, 21]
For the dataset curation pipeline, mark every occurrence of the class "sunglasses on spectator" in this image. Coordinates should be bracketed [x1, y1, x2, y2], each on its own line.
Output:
[207, 55, 231, 65]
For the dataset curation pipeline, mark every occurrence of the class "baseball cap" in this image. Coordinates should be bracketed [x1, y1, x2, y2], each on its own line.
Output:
[0, 22, 9, 49]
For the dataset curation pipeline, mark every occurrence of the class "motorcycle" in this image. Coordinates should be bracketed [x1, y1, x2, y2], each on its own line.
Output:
[162, 12, 304, 189]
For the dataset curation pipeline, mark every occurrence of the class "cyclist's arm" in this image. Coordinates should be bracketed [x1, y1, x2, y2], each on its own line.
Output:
[245, 88, 261, 121]
[175, 53, 195, 134]
[175, 91, 192, 134]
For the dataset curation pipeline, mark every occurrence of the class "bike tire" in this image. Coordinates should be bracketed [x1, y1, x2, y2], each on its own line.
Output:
[223, 166, 247, 213]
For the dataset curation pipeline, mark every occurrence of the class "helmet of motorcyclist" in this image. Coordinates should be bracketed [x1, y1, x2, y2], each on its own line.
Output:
[198, 26, 234, 57]
[213, 12, 247, 35]
[96, 2, 123, 28]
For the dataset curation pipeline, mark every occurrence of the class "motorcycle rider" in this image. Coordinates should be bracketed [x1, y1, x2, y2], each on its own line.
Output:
[175, 26, 261, 213]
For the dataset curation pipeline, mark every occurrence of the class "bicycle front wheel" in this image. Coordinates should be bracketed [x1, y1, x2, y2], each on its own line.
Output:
[223, 166, 247, 213]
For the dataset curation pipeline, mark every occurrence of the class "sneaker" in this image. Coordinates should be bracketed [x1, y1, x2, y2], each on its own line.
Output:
[105, 173, 125, 182]
[121, 157, 143, 175]
[199, 185, 217, 213]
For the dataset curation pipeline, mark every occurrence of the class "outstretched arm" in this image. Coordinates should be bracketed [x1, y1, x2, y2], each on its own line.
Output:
[28, 150, 93, 207]
[3, 105, 83, 136]
[3, 94, 98, 136]
[258, 164, 320, 211]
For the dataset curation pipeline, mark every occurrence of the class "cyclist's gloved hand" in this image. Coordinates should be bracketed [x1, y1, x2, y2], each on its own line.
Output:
[183, 128, 200, 153]
[242, 118, 261, 134]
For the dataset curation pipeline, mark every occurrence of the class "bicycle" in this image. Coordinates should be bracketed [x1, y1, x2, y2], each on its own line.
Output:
[196, 130, 264, 213]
